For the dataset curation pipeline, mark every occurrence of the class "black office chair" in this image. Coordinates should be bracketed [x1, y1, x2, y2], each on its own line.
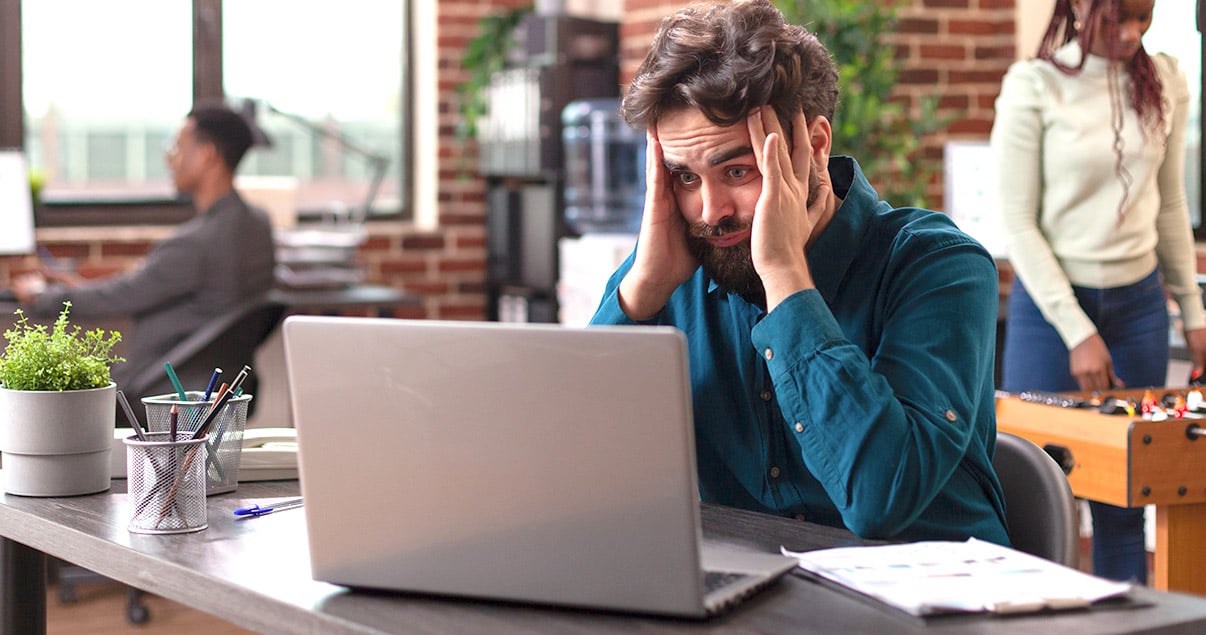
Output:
[56, 295, 285, 624]
[992, 431, 1080, 568]
[122, 295, 286, 425]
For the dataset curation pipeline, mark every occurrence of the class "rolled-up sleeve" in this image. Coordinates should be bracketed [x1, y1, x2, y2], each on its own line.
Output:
[753, 234, 999, 538]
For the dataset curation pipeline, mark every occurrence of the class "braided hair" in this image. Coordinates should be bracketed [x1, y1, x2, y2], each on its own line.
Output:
[1035, 0, 1164, 222]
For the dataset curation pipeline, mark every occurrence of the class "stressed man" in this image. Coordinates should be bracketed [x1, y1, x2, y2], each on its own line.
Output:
[591, 0, 1008, 544]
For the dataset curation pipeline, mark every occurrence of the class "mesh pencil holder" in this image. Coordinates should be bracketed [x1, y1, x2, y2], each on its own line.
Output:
[141, 391, 253, 495]
[124, 432, 209, 534]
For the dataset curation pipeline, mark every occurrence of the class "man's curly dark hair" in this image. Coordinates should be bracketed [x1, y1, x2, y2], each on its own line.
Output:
[621, 0, 839, 140]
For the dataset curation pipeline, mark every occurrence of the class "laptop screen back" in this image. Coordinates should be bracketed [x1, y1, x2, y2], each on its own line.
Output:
[284, 316, 708, 614]
[0, 150, 36, 256]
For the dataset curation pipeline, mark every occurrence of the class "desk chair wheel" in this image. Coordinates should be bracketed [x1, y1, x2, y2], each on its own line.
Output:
[53, 560, 151, 624]
[127, 589, 150, 624]
[57, 582, 78, 604]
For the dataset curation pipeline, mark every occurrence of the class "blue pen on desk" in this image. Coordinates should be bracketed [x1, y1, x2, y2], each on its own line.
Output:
[234, 498, 304, 518]
[203, 368, 222, 401]
[164, 362, 187, 401]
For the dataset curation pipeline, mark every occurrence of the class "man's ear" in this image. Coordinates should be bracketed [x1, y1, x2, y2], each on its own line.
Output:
[197, 141, 223, 171]
[806, 115, 832, 169]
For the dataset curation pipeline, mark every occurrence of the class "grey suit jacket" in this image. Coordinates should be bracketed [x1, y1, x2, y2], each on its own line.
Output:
[32, 191, 276, 390]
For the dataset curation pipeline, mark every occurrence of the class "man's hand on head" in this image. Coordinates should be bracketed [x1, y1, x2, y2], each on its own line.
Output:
[747, 109, 827, 311]
[618, 128, 699, 321]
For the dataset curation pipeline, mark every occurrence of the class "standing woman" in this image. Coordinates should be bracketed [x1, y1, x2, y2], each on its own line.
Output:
[991, 0, 1206, 583]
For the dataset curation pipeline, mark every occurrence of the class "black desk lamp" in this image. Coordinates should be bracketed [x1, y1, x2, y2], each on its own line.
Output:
[238, 98, 391, 289]
[240, 98, 390, 224]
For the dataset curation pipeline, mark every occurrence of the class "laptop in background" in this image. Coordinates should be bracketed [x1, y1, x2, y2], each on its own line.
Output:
[283, 316, 795, 618]
[0, 150, 36, 258]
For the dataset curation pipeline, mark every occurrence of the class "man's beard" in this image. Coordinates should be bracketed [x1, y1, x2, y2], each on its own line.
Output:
[685, 166, 822, 309]
[686, 219, 765, 307]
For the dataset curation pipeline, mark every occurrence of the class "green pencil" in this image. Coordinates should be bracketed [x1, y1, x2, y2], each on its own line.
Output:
[164, 362, 187, 401]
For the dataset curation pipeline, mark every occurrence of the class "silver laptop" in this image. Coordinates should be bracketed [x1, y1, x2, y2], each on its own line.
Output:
[283, 316, 795, 618]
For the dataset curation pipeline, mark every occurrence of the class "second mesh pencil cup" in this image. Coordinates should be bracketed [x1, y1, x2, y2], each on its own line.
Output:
[125, 432, 209, 534]
[141, 391, 253, 495]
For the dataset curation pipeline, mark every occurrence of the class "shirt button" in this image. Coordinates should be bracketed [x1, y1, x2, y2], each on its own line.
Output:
[945, 409, 957, 422]
[794, 513, 807, 522]
[794, 422, 804, 433]
[764, 348, 774, 360]
[769, 466, 781, 479]
[760, 390, 773, 401]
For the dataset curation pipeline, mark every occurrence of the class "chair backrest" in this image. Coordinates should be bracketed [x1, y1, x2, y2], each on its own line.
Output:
[123, 296, 285, 425]
[992, 431, 1079, 568]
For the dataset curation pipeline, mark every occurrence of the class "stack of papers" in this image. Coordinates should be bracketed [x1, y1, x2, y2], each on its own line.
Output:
[782, 539, 1131, 616]
[237, 427, 299, 481]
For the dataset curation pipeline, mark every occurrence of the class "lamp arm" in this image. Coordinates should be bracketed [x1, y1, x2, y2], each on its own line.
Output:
[264, 102, 391, 221]
[265, 103, 388, 165]
[359, 155, 389, 224]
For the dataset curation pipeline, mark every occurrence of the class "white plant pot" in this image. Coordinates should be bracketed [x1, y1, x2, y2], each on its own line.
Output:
[0, 383, 115, 496]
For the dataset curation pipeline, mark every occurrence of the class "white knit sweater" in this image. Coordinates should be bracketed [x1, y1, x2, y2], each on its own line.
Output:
[990, 42, 1204, 349]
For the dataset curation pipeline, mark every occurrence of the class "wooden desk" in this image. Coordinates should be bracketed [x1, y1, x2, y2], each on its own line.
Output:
[270, 284, 420, 316]
[0, 282, 421, 359]
[1, 283, 420, 320]
[996, 391, 1206, 596]
[5, 479, 1206, 634]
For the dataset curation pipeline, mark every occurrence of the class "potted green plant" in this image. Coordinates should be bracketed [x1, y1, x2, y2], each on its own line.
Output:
[775, 0, 955, 208]
[455, 5, 532, 144]
[0, 302, 124, 496]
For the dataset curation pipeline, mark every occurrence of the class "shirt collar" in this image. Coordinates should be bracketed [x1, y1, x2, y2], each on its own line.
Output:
[201, 189, 241, 216]
[805, 156, 876, 304]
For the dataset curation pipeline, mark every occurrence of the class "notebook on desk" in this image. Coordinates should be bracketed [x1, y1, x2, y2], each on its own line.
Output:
[282, 315, 795, 618]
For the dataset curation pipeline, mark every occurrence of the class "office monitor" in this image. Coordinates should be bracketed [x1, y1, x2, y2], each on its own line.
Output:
[0, 150, 36, 256]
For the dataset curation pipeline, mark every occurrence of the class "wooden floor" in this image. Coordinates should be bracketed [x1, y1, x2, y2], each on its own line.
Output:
[47, 581, 252, 635]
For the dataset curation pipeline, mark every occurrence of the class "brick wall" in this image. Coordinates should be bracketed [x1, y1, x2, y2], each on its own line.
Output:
[2, 0, 1022, 320]
[896, 0, 1015, 203]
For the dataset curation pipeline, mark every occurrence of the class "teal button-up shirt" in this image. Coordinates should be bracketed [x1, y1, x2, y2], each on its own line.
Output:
[590, 157, 1009, 544]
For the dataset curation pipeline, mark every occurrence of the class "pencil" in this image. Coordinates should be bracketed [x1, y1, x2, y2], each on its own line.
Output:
[191, 389, 236, 441]
[155, 385, 233, 526]
[203, 383, 229, 420]
[164, 362, 187, 401]
[155, 438, 205, 528]
[120, 390, 176, 519]
[156, 389, 232, 527]
[116, 390, 148, 441]
[203, 368, 222, 401]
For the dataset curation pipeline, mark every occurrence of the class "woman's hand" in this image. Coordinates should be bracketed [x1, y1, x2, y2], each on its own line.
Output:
[1069, 334, 1122, 392]
[1184, 327, 1206, 382]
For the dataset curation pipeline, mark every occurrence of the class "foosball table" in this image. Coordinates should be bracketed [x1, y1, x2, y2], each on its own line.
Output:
[995, 387, 1206, 595]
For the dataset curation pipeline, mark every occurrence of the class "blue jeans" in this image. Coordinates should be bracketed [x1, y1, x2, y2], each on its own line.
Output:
[1002, 269, 1167, 584]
